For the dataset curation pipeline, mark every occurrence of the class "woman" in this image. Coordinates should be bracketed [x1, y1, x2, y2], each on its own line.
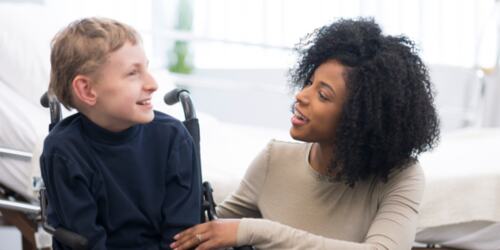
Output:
[171, 18, 439, 250]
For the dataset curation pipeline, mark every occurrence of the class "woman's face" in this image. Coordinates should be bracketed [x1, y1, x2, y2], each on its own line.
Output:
[290, 59, 347, 144]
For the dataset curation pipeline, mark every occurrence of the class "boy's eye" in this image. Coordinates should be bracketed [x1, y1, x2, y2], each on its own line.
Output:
[128, 69, 139, 76]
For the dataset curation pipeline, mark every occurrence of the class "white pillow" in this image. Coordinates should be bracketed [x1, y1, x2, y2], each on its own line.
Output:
[0, 3, 61, 106]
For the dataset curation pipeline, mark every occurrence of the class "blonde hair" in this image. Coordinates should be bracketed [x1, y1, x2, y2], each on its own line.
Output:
[49, 17, 141, 109]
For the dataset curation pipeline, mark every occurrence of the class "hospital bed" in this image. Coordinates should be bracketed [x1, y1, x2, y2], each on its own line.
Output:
[4, 83, 500, 250]
[1, 3, 500, 250]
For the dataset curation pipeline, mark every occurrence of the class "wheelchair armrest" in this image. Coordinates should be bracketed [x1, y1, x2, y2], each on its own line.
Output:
[40, 185, 89, 249]
[233, 246, 255, 250]
[202, 181, 217, 221]
[53, 228, 89, 250]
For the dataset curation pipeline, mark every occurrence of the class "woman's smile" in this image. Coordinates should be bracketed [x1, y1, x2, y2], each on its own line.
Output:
[291, 105, 309, 126]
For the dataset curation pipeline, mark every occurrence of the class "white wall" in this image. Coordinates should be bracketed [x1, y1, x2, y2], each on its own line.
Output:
[43, 0, 155, 65]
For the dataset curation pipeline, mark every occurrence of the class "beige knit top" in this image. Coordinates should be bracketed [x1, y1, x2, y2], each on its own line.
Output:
[217, 140, 424, 250]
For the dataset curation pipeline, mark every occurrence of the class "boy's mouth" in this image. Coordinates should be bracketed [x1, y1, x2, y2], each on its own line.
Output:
[137, 99, 151, 106]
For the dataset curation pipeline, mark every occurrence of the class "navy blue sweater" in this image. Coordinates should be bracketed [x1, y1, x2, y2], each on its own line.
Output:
[40, 111, 201, 249]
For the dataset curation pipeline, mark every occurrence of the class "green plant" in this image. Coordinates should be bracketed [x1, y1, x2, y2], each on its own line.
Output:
[168, 0, 194, 74]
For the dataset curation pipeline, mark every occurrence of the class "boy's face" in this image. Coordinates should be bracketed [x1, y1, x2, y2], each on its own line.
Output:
[90, 42, 158, 132]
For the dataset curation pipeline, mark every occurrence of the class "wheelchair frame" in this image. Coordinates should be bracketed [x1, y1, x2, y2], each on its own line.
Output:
[0, 89, 454, 250]
[38, 89, 222, 249]
[0, 89, 217, 250]
[0, 89, 251, 249]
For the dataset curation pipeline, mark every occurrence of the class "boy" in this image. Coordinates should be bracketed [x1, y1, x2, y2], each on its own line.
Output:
[40, 17, 201, 249]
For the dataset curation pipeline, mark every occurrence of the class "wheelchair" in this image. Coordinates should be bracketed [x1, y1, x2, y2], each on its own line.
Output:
[37, 89, 253, 250]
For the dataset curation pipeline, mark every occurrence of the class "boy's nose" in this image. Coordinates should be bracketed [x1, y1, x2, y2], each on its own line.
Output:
[144, 73, 158, 92]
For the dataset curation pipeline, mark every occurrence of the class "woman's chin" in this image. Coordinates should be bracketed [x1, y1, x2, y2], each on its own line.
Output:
[289, 128, 306, 142]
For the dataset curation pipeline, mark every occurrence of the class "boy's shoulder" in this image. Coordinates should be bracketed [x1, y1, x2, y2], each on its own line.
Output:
[147, 110, 191, 138]
[150, 110, 185, 130]
[46, 112, 81, 137]
[42, 113, 86, 154]
[152, 110, 180, 123]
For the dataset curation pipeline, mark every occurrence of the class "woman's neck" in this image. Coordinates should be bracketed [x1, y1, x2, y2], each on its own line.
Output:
[309, 142, 337, 176]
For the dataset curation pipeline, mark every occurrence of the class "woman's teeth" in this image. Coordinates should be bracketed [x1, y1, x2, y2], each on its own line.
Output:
[295, 110, 305, 121]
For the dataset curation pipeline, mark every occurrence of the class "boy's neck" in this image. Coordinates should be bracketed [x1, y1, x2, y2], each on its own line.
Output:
[80, 109, 133, 133]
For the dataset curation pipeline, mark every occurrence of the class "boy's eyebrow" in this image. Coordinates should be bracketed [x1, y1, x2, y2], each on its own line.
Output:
[319, 81, 336, 97]
[129, 61, 148, 68]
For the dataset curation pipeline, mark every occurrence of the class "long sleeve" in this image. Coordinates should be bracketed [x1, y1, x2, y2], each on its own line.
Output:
[216, 144, 270, 219]
[41, 153, 107, 250]
[217, 140, 425, 250]
[237, 218, 378, 250]
[364, 164, 425, 249]
[234, 164, 425, 250]
[161, 134, 202, 248]
[40, 111, 202, 249]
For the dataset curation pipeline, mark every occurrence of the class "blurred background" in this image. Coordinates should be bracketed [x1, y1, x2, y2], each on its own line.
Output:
[3, 0, 500, 132]
[1, 0, 500, 249]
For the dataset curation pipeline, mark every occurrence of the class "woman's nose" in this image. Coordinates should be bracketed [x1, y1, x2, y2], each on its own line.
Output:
[295, 87, 310, 104]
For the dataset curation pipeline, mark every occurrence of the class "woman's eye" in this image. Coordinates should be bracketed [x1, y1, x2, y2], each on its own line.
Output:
[319, 91, 328, 101]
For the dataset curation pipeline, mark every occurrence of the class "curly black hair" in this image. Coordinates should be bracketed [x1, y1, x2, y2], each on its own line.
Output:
[289, 18, 440, 186]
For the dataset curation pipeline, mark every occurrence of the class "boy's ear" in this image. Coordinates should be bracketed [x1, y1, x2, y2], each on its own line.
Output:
[72, 75, 97, 106]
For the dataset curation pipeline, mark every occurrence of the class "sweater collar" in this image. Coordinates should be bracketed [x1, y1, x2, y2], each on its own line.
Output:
[80, 113, 140, 145]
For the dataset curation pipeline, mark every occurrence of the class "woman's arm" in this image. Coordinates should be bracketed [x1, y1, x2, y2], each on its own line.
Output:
[216, 142, 272, 219]
[364, 164, 425, 249]
[236, 164, 425, 250]
[173, 164, 424, 250]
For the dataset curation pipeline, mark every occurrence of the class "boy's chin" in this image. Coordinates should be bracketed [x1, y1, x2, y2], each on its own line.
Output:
[140, 113, 155, 124]
[134, 112, 155, 124]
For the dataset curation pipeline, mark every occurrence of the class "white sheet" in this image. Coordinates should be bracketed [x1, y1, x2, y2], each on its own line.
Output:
[417, 128, 500, 228]
[416, 221, 500, 250]
[0, 3, 56, 200]
[412, 128, 500, 249]
[0, 80, 48, 200]
[0, 3, 59, 107]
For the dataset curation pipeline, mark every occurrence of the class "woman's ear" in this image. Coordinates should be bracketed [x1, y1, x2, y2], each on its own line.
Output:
[72, 75, 97, 106]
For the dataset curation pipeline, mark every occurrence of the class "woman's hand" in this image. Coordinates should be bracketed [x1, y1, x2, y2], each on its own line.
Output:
[170, 219, 240, 250]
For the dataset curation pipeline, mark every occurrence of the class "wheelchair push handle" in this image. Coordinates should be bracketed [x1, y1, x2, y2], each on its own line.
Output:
[164, 87, 201, 161]
[165, 89, 255, 250]
[164, 88, 196, 121]
[40, 92, 62, 131]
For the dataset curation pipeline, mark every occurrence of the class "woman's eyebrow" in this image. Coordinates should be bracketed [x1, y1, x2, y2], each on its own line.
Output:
[319, 81, 336, 97]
